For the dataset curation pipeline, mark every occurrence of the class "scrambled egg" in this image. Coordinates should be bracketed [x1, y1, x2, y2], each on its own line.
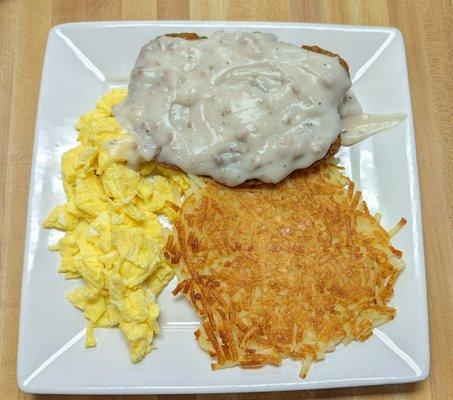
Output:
[44, 89, 191, 362]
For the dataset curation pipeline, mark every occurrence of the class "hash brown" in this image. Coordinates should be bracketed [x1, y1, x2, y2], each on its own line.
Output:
[166, 160, 406, 377]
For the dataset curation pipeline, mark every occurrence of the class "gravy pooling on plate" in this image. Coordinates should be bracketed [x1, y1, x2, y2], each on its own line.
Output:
[113, 31, 404, 186]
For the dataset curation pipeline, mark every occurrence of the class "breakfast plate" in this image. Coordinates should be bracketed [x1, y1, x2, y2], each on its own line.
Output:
[17, 21, 429, 394]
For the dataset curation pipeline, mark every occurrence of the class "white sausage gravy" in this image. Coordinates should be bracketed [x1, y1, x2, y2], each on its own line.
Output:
[113, 31, 404, 186]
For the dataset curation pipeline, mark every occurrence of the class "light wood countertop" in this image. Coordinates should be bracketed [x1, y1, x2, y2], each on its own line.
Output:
[1, 1, 451, 399]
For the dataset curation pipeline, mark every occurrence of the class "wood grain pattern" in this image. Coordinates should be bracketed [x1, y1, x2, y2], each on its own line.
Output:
[1, 0, 451, 398]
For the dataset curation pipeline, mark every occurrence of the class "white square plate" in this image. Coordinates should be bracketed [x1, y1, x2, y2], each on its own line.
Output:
[17, 21, 429, 394]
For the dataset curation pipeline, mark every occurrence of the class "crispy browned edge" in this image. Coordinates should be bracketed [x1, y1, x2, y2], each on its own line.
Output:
[150, 33, 347, 186]
[302, 45, 349, 75]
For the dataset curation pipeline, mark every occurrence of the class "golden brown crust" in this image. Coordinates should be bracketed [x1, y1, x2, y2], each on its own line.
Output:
[162, 32, 207, 40]
[149, 33, 348, 185]
[167, 162, 406, 377]
[302, 45, 350, 75]
[324, 135, 342, 160]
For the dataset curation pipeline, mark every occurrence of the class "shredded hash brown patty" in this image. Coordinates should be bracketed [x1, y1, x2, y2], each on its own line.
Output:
[166, 161, 406, 377]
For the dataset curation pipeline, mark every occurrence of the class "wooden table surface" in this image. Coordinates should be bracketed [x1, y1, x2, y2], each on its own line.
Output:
[1, 0, 452, 399]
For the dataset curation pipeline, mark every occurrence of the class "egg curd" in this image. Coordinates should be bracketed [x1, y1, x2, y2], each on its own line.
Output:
[43, 89, 191, 363]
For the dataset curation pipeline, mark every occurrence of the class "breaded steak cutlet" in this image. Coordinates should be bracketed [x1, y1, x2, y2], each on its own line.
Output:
[149, 33, 348, 186]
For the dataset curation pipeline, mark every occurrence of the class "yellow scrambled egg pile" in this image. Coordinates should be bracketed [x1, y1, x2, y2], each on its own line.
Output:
[43, 89, 191, 362]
